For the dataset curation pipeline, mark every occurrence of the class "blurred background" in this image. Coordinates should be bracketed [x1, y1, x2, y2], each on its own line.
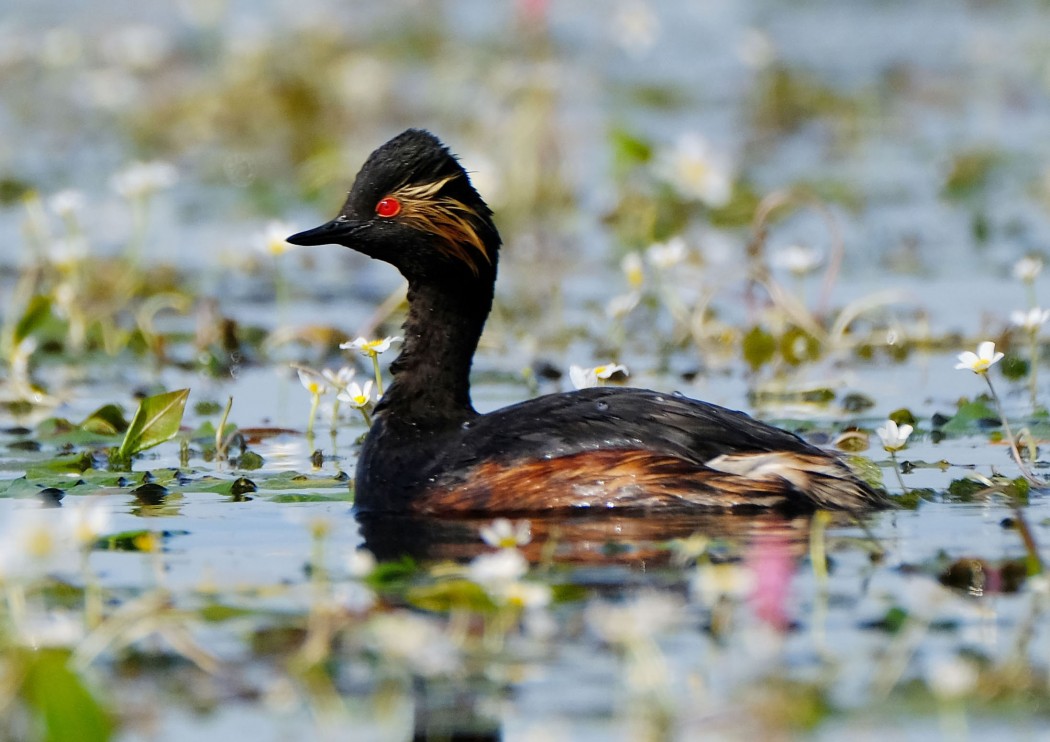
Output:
[4, 0, 1050, 268]
[3, 0, 1050, 419]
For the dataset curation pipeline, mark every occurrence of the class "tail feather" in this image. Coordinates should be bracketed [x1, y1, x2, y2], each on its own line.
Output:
[704, 451, 889, 511]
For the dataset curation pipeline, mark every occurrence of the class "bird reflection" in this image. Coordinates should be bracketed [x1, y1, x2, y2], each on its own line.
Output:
[356, 510, 859, 565]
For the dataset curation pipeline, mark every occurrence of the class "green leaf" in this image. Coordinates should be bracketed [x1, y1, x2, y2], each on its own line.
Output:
[116, 389, 190, 462]
[79, 404, 129, 436]
[199, 603, 257, 622]
[938, 398, 998, 436]
[742, 325, 777, 371]
[20, 648, 113, 742]
[366, 556, 419, 590]
[942, 148, 1000, 200]
[609, 126, 653, 175]
[14, 294, 54, 344]
[407, 579, 496, 614]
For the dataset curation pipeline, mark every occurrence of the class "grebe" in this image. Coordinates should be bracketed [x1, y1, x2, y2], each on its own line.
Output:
[287, 129, 888, 516]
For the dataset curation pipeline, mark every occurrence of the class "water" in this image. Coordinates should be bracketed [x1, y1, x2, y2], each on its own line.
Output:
[2, 0, 1050, 739]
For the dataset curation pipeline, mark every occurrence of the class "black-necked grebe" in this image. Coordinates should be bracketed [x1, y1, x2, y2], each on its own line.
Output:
[287, 129, 889, 516]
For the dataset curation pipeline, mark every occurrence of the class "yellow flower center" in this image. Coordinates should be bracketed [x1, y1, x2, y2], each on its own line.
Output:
[26, 528, 55, 559]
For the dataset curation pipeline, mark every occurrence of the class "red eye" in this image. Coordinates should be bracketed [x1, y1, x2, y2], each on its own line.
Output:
[375, 197, 401, 218]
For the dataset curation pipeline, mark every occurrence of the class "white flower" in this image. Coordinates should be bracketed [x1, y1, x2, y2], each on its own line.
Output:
[46, 236, 88, 268]
[479, 518, 531, 549]
[0, 508, 75, 582]
[571, 361, 630, 390]
[620, 252, 644, 289]
[586, 591, 683, 646]
[296, 366, 329, 396]
[955, 341, 1004, 374]
[594, 363, 628, 380]
[340, 336, 402, 356]
[656, 133, 733, 208]
[737, 27, 776, 69]
[1010, 307, 1050, 332]
[332, 582, 376, 614]
[925, 655, 978, 700]
[876, 420, 913, 453]
[606, 291, 641, 319]
[690, 563, 756, 605]
[569, 362, 628, 390]
[467, 548, 529, 588]
[491, 580, 552, 610]
[110, 160, 177, 199]
[16, 610, 85, 649]
[569, 365, 598, 390]
[345, 548, 376, 578]
[259, 220, 297, 257]
[102, 24, 170, 71]
[1012, 256, 1044, 283]
[612, 0, 660, 56]
[337, 380, 374, 408]
[322, 366, 356, 391]
[47, 189, 85, 220]
[63, 497, 112, 549]
[772, 243, 823, 276]
[646, 237, 688, 269]
[367, 612, 459, 676]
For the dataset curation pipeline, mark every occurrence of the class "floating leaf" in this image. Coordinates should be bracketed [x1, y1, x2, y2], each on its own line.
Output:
[79, 404, 129, 436]
[779, 325, 822, 365]
[841, 393, 875, 413]
[1000, 354, 1029, 381]
[269, 492, 352, 503]
[936, 398, 999, 436]
[942, 148, 999, 199]
[115, 388, 190, 465]
[888, 408, 917, 426]
[132, 482, 169, 505]
[743, 325, 777, 371]
[95, 529, 188, 552]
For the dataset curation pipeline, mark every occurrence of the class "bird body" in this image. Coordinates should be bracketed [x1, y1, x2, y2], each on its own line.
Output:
[288, 129, 889, 515]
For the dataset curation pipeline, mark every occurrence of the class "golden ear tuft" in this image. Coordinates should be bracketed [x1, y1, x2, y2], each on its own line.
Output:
[390, 176, 492, 276]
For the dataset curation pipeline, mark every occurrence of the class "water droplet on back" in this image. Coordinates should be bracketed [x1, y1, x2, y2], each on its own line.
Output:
[595, 400, 609, 412]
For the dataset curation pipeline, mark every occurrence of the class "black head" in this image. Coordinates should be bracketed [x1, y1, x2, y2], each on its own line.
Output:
[287, 129, 500, 280]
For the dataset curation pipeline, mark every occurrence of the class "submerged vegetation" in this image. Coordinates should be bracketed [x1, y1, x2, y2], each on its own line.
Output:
[2, 1, 1050, 739]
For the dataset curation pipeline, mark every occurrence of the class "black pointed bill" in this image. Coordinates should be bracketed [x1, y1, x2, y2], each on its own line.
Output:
[286, 217, 367, 246]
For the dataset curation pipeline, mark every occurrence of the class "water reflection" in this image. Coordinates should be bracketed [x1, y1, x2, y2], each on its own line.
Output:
[357, 510, 867, 565]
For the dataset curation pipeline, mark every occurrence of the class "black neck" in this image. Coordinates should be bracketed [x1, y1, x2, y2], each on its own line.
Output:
[376, 275, 493, 430]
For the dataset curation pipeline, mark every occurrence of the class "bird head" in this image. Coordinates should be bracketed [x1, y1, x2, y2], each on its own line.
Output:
[287, 129, 500, 281]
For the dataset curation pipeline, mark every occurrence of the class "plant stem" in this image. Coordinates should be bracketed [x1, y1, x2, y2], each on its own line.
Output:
[307, 392, 319, 437]
[809, 510, 831, 587]
[370, 352, 384, 396]
[889, 451, 908, 494]
[1011, 505, 1044, 576]
[216, 396, 233, 460]
[1028, 328, 1039, 412]
[982, 373, 1044, 486]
